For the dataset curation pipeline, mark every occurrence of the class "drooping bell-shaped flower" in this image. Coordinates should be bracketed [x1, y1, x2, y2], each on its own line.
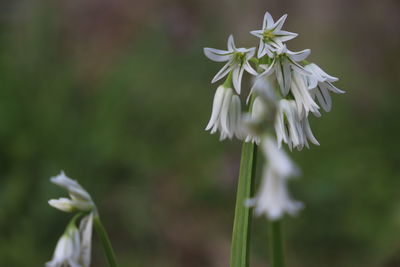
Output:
[205, 85, 243, 141]
[304, 63, 345, 113]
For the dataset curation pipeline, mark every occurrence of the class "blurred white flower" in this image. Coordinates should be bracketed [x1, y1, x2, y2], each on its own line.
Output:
[246, 136, 303, 220]
[275, 99, 319, 150]
[204, 35, 257, 94]
[258, 45, 311, 96]
[250, 11, 298, 58]
[304, 63, 345, 112]
[249, 74, 278, 103]
[46, 223, 81, 267]
[244, 96, 267, 145]
[49, 171, 95, 213]
[205, 85, 243, 141]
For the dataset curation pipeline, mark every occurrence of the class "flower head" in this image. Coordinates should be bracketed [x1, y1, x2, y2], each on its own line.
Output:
[205, 85, 243, 140]
[49, 171, 95, 213]
[250, 12, 298, 58]
[204, 35, 257, 94]
[246, 136, 302, 220]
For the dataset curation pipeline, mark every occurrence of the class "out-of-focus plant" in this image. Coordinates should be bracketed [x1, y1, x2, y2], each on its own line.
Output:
[203, 11, 343, 267]
[46, 172, 118, 267]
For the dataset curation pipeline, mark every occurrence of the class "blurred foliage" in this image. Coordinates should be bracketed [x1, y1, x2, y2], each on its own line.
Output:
[0, 0, 400, 267]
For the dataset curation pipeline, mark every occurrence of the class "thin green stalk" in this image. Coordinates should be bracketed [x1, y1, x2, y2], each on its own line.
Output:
[230, 141, 258, 267]
[93, 215, 118, 267]
[269, 220, 284, 267]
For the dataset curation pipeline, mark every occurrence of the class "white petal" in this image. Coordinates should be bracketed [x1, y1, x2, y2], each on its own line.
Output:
[306, 75, 318, 89]
[250, 30, 263, 38]
[49, 198, 75, 212]
[275, 30, 298, 42]
[243, 61, 258, 76]
[232, 66, 245, 94]
[290, 61, 311, 76]
[50, 172, 92, 202]
[220, 88, 233, 137]
[310, 63, 338, 82]
[79, 213, 94, 267]
[315, 86, 332, 112]
[257, 41, 268, 58]
[231, 95, 243, 139]
[275, 60, 290, 96]
[245, 47, 256, 59]
[203, 48, 231, 62]
[211, 61, 232, 83]
[302, 118, 319, 145]
[282, 58, 291, 93]
[227, 34, 236, 51]
[205, 86, 226, 130]
[263, 11, 274, 29]
[287, 49, 311, 62]
[272, 14, 287, 32]
[324, 82, 345, 94]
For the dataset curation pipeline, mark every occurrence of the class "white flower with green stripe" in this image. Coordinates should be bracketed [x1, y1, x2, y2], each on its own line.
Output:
[250, 12, 298, 58]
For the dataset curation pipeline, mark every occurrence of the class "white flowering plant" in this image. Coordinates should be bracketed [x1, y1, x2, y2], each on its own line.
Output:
[46, 171, 118, 267]
[203, 11, 344, 267]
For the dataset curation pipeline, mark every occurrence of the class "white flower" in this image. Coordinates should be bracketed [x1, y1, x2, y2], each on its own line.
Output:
[258, 45, 311, 96]
[46, 214, 94, 267]
[275, 99, 319, 150]
[246, 136, 303, 220]
[205, 85, 243, 141]
[46, 223, 81, 267]
[304, 63, 345, 112]
[204, 35, 257, 94]
[78, 213, 94, 267]
[49, 171, 95, 213]
[250, 11, 298, 58]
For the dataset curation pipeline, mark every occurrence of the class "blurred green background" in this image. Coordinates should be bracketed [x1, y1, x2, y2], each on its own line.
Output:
[0, 0, 399, 266]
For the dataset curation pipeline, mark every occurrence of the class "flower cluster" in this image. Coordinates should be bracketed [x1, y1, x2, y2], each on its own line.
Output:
[204, 12, 344, 220]
[46, 171, 95, 267]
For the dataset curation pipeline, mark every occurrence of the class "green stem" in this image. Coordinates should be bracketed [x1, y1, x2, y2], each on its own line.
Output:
[269, 220, 284, 267]
[93, 215, 118, 267]
[230, 141, 258, 267]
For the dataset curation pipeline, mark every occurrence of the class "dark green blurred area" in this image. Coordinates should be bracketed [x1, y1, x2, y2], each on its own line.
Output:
[0, 0, 399, 266]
